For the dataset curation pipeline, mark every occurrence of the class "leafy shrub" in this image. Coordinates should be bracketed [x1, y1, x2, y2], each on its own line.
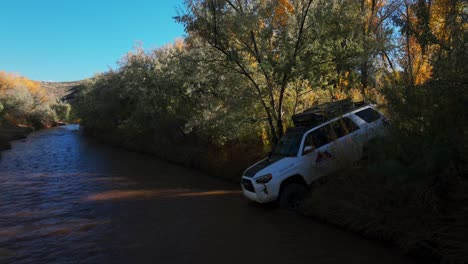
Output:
[0, 72, 57, 128]
[51, 103, 71, 122]
[305, 78, 467, 263]
[26, 107, 56, 129]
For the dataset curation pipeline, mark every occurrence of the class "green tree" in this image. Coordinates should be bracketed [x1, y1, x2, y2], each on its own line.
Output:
[178, 0, 328, 143]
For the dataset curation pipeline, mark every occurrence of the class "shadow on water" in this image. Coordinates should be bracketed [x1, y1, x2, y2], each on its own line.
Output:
[0, 125, 416, 264]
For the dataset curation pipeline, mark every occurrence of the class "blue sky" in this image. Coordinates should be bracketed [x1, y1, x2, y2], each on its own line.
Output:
[0, 0, 185, 81]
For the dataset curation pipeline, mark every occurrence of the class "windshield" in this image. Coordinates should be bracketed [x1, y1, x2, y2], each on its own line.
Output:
[272, 133, 303, 157]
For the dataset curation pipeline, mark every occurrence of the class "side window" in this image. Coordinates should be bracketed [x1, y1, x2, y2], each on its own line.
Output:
[355, 108, 381, 123]
[338, 117, 360, 136]
[329, 117, 359, 140]
[303, 125, 334, 150]
[303, 118, 360, 153]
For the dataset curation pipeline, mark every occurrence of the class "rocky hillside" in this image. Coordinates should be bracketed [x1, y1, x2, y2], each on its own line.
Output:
[40, 80, 85, 102]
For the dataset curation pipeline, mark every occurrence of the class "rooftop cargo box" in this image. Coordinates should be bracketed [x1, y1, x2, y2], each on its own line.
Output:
[292, 99, 364, 128]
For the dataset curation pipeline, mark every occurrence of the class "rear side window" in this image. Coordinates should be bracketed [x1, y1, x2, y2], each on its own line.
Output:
[355, 108, 381, 123]
[331, 117, 360, 138]
[303, 117, 359, 150]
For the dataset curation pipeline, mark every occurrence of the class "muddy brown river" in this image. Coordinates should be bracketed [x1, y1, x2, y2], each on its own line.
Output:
[0, 125, 416, 263]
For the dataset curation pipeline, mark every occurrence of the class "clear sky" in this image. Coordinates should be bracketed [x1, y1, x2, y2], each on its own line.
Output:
[0, 0, 185, 82]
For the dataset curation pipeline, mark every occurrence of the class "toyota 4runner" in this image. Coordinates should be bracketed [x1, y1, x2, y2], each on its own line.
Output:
[241, 99, 388, 211]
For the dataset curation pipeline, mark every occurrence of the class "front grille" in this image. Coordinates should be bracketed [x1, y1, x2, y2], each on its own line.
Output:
[242, 178, 255, 193]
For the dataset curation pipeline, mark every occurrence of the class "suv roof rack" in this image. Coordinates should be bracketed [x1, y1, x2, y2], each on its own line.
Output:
[292, 99, 366, 128]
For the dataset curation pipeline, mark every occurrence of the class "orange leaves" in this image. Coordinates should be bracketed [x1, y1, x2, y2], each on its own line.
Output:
[399, 0, 466, 85]
[0, 71, 15, 92]
[407, 37, 433, 85]
[273, 0, 294, 26]
[362, 0, 387, 32]
[174, 38, 185, 51]
[0, 71, 49, 105]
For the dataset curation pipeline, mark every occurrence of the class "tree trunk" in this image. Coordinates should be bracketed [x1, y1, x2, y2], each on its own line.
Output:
[267, 111, 278, 144]
[360, 59, 369, 94]
[405, 1, 414, 86]
[360, 0, 369, 95]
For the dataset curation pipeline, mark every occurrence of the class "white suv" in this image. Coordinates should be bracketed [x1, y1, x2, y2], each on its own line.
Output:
[241, 100, 387, 211]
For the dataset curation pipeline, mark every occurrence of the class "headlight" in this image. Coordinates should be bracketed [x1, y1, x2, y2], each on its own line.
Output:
[255, 173, 272, 184]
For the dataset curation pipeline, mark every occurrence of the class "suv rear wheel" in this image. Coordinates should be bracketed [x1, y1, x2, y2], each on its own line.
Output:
[279, 183, 307, 214]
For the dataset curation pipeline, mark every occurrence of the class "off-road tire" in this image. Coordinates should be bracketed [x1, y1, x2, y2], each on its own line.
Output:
[279, 183, 308, 214]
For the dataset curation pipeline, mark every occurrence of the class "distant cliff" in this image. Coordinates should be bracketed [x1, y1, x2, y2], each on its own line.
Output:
[40, 80, 85, 102]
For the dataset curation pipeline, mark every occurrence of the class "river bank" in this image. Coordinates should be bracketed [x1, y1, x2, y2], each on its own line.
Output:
[80, 126, 264, 183]
[0, 122, 70, 152]
[304, 158, 468, 264]
[0, 126, 33, 151]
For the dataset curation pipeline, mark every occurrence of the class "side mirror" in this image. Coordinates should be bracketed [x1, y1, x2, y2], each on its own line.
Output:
[303, 145, 314, 155]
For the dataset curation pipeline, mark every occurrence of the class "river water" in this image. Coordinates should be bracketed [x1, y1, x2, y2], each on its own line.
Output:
[0, 125, 415, 264]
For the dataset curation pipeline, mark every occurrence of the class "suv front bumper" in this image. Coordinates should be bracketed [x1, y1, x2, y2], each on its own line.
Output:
[241, 177, 276, 203]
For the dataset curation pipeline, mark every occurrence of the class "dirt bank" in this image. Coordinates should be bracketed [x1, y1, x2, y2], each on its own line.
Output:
[0, 126, 33, 151]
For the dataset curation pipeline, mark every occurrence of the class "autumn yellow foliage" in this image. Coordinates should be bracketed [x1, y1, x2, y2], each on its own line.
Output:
[0, 71, 48, 105]
[0, 71, 58, 128]
[273, 0, 294, 26]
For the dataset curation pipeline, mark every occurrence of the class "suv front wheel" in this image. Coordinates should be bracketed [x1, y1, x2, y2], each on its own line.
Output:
[278, 183, 308, 214]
